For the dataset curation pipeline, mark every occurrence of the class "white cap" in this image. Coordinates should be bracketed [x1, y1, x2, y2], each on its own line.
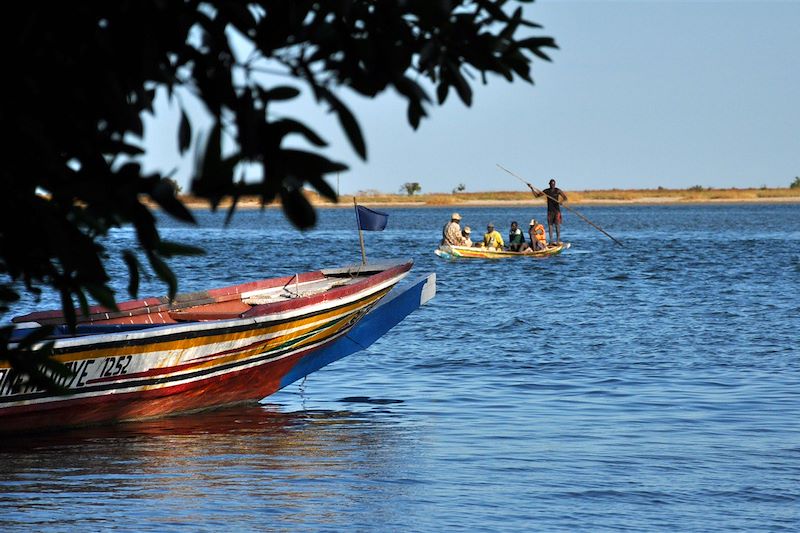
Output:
[463, 226, 471, 234]
[529, 219, 538, 226]
[451, 213, 462, 220]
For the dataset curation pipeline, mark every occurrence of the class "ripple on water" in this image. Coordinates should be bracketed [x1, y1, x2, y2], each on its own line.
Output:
[1, 204, 799, 531]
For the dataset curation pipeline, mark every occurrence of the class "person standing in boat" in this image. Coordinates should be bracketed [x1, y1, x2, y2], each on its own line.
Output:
[462, 226, 473, 247]
[528, 218, 547, 251]
[441, 212, 464, 247]
[483, 223, 504, 250]
[530, 179, 568, 244]
[507, 221, 525, 252]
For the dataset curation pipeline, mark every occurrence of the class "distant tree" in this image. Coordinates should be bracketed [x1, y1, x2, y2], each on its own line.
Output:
[355, 189, 383, 198]
[165, 178, 183, 195]
[2, 2, 556, 387]
[453, 183, 467, 193]
[688, 185, 705, 192]
[401, 182, 422, 196]
[791, 177, 800, 189]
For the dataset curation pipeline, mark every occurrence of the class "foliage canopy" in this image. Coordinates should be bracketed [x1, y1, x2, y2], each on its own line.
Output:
[1, 1, 555, 382]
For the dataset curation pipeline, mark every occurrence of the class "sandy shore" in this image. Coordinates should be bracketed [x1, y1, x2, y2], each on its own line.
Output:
[167, 194, 800, 210]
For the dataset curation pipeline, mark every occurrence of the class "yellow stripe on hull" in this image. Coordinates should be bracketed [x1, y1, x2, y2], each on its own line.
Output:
[438, 243, 569, 259]
[0, 288, 393, 400]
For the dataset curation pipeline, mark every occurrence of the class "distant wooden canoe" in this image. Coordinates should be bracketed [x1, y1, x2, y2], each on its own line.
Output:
[435, 243, 569, 260]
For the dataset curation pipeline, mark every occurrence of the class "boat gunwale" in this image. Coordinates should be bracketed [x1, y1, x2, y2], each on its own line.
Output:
[440, 244, 568, 258]
[41, 284, 396, 355]
[8, 261, 412, 351]
[13, 261, 412, 325]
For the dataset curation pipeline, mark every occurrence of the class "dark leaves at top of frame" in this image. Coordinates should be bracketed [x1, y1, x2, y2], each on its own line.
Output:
[122, 250, 141, 298]
[178, 108, 192, 154]
[446, 61, 472, 106]
[156, 240, 205, 258]
[146, 250, 178, 301]
[280, 186, 316, 230]
[263, 86, 301, 101]
[149, 178, 196, 224]
[191, 121, 239, 209]
[282, 149, 348, 178]
[318, 88, 367, 160]
[271, 119, 328, 148]
[306, 174, 337, 203]
[0, 325, 73, 395]
[517, 36, 559, 61]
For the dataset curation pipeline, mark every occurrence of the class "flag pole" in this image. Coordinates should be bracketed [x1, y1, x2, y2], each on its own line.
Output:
[353, 196, 367, 264]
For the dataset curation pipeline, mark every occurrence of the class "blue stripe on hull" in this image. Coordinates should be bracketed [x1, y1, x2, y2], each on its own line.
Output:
[278, 273, 435, 389]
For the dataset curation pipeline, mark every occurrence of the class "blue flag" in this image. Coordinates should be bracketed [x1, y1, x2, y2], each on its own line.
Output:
[355, 205, 389, 231]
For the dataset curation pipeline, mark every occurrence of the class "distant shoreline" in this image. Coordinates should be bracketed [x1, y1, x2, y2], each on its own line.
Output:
[166, 188, 800, 210]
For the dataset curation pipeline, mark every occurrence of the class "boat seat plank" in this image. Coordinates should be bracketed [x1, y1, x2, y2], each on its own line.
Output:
[168, 300, 252, 322]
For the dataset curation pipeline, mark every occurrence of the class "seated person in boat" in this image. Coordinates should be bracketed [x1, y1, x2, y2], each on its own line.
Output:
[441, 212, 464, 247]
[527, 218, 548, 251]
[483, 223, 504, 250]
[462, 226, 473, 247]
[507, 221, 526, 252]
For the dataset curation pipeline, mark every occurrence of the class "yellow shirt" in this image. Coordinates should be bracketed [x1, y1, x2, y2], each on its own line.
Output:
[483, 230, 504, 248]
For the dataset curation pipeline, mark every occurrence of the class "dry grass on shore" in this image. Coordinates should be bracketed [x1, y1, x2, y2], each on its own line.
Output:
[170, 186, 800, 209]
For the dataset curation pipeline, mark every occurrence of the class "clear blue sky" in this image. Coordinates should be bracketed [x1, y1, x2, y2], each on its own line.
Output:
[143, 0, 800, 195]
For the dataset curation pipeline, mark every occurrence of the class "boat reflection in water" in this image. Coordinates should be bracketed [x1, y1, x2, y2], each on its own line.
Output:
[0, 402, 421, 530]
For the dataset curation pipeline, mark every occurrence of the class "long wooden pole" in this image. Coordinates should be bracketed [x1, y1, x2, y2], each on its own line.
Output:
[497, 164, 623, 247]
[353, 196, 367, 264]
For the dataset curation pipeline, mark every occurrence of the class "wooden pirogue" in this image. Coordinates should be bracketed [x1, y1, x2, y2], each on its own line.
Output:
[1, 260, 435, 433]
[434, 243, 570, 260]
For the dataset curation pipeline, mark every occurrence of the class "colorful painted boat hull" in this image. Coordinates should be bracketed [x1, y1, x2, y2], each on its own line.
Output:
[1, 262, 434, 433]
[435, 243, 570, 259]
[279, 272, 435, 389]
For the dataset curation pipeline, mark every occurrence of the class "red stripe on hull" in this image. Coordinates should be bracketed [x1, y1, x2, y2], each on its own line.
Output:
[0, 342, 319, 434]
[241, 262, 411, 318]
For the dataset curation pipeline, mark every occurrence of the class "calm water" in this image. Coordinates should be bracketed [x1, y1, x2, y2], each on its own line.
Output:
[1, 203, 799, 531]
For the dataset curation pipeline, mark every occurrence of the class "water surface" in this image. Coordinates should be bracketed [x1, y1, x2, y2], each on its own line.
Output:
[1, 203, 798, 531]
